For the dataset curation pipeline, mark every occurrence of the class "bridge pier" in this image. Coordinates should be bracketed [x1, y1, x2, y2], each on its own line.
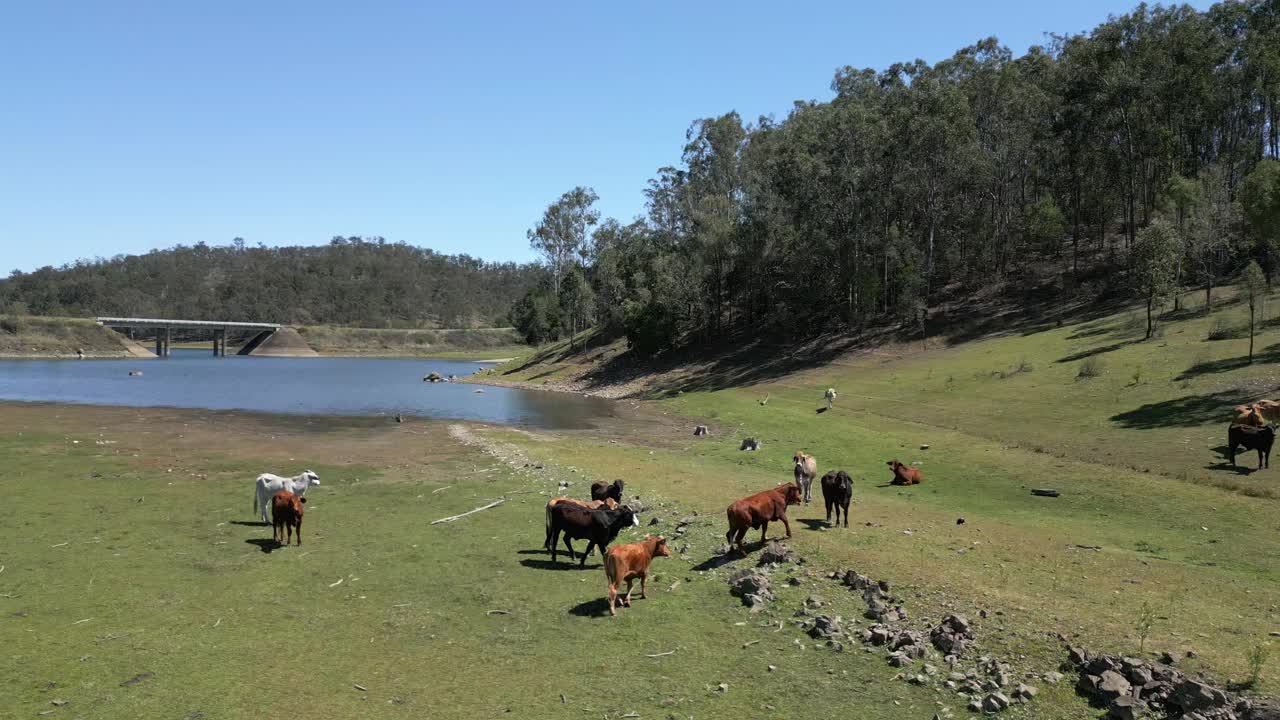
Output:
[212, 328, 228, 357]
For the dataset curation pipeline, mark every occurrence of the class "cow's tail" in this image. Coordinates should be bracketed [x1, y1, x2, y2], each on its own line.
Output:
[543, 502, 553, 550]
[252, 484, 259, 515]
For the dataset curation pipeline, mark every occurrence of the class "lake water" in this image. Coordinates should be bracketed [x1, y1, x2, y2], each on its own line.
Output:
[0, 350, 615, 429]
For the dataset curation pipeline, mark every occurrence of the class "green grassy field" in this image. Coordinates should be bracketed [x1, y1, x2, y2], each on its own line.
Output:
[0, 316, 144, 358]
[5, 290, 1279, 719]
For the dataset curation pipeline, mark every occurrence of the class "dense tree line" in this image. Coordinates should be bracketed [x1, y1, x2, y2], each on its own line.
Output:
[516, 1, 1280, 353]
[0, 237, 538, 328]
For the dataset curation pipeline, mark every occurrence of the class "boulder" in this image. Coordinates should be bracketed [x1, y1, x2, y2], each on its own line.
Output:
[808, 615, 842, 640]
[727, 569, 773, 609]
[759, 542, 794, 565]
[887, 652, 912, 668]
[739, 438, 762, 451]
[1170, 680, 1221, 713]
[1109, 695, 1139, 720]
[693, 425, 709, 436]
[1097, 671, 1132, 703]
[982, 692, 1010, 712]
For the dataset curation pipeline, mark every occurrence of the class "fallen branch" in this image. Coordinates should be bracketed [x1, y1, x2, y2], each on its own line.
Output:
[742, 640, 760, 648]
[486, 609, 510, 615]
[431, 486, 451, 494]
[431, 499, 505, 525]
[353, 684, 367, 692]
[212, 618, 221, 628]
[645, 650, 677, 658]
[72, 618, 92, 625]
[329, 578, 344, 588]
[50, 542, 69, 548]
[1031, 488, 1061, 497]
[621, 714, 640, 718]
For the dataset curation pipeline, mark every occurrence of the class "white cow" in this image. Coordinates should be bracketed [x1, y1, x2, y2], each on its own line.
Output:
[253, 470, 320, 524]
[824, 388, 838, 410]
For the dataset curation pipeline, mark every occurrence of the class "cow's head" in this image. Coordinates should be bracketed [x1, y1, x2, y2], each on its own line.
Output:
[793, 451, 808, 464]
[781, 484, 802, 505]
[649, 536, 671, 557]
[886, 460, 901, 471]
[616, 506, 639, 527]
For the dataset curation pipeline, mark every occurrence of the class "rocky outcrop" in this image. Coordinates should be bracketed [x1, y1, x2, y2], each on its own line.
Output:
[727, 568, 773, 611]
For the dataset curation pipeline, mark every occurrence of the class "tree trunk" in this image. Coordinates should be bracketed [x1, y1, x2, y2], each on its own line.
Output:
[1146, 297, 1154, 340]
[1249, 302, 1255, 363]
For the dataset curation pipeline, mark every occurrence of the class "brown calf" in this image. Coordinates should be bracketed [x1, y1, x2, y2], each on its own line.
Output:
[271, 490, 306, 546]
[1234, 404, 1266, 427]
[604, 535, 671, 616]
[725, 483, 802, 554]
[887, 460, 923, 486]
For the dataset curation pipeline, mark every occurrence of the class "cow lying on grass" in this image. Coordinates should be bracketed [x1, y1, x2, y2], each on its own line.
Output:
[604, 536, 670, 616]
[271, 490, 306, 546]
[253, 470, 320, 524]
[1228, 423, 1275, 469]
[547, 503, 638, 567]
[543, 496, 618, 550]
[820, 470, 853, 528]
[887, 460, 923, 486]
[725, 483, 801, 555]
[1233, 404, 1266, 427]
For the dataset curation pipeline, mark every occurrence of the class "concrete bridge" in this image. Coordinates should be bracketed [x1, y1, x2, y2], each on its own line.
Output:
[96, 317, 282, 357]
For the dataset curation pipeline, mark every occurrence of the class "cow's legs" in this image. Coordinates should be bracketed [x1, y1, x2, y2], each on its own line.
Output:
[825, 498, 833, 525]
[732, 527, 748, 554]
[550, 529, 561, 562]
[781, 515, 793, 539]
[295, 520, 302, 546]
[637, 573, 647, 600]
[842, 502, 850, 527]
[759, 521, 769, 545]
[607, 581, 619, 616]
[623, 578, 634, 607]
[1260, 448, 1267, 469]
[580, 541, 596, 567]
[561, 536, 576, 562]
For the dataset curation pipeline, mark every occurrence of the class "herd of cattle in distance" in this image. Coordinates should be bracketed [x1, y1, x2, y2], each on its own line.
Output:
[542, 453, 927, 616]
[1228, 399, 1280, 469]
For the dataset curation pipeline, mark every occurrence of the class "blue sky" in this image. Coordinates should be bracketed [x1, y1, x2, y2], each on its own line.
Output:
[1, 1, 1208, 272]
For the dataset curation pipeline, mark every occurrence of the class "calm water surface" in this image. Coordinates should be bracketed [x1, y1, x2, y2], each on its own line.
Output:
[0, 350, 615, 429]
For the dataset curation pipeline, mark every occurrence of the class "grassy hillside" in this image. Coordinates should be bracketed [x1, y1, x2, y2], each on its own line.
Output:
[0, 315, 149, 358]
[296, 325, 524, 358]
[479, 288, 1280, 695]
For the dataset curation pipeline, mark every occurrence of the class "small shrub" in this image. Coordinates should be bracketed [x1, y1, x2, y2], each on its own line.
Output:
[1207, 316, 1243, 340]
[1136, 601, 1157, 653]
[0, 316, 25, 335]
[1131, 366, 1143, 385]
[1077, 356, 1106, 379]
[1246, 642, 1270, 688]
[1015, 358, 1034, 374]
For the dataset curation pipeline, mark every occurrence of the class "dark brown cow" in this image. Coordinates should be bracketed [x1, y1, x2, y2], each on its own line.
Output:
[820, 470, 853, 527]
[1228, 424, 1275, 469]
[543, 496, 618, 550]
[271, 490, 306, 546]
[887, 460, 923, 486]
[590, 479, 625, 503]
[547, 503, 639, 567]
[725, 483, 802, 554]
[604, 535, 671, 616]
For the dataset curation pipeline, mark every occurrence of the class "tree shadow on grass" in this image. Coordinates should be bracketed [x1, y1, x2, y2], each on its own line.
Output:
[1111, 390, 1246, 430]
[567, 597, 612, 618]
[519, 558, 597, 571]
[244, 538, 279, 554]
[1174, 342, 1280, 381]
[1056, 340, 1139, 364]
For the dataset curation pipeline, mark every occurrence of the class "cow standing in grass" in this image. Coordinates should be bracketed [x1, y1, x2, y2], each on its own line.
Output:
[725, 484, 802, 555]
[1228, 424, 1275, 469]
[547, 503, 638, 567]
[604, 536, 670, 616]
[543, 496, 618, 550]
[824, 388, 837, 410]
[793, 452, 817, 504]
[271, 490, 306, 546]
[820, 470, 853, 527]
[253, 470, 320, 524]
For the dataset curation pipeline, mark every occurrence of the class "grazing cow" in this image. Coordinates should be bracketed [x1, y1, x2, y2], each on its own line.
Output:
[725, 483, 802, 554]
[793, 452, 818, 505]
[820, 470, 853, 527]
[1233, 404, 1266, 427]
[824, 388, 837, 409]
[590, 479, 625, 504]
[887, 460, 923, 486]
[543, 496, 618, 550]
[271, 490, 306, 546]
[253, 470, 321, 524]
[1228, 424, 1275, 469]
[547, 503, 639, 567]
[604, 535, 671, 616]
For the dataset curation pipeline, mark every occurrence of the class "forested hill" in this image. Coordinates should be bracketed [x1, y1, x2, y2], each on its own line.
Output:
[514, 1, 1280, 354]
[0, 238, 540, 328]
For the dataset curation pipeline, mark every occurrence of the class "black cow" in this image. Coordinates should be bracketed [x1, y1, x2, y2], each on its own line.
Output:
[548, 503, 638, 567]
[820, 470, 853, 528]
[1228, 424, 1275, 469]
[590, 479, 625, 504]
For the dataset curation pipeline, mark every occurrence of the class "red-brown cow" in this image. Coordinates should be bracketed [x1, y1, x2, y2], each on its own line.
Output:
[725, 483, 802, 554]
[271, 490, 306, 546]
[543, 496, 618, 550]
[604, 535, 671, 616]
[887, 460, 923, 486]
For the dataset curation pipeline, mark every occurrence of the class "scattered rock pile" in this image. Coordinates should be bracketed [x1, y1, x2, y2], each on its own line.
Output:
[727, 568, 773, 611]
[834, 568, 906, 623]
[759, 541, 796, 566]
[1068, 648, 1276, 720]
[931, 614, 976, 657]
